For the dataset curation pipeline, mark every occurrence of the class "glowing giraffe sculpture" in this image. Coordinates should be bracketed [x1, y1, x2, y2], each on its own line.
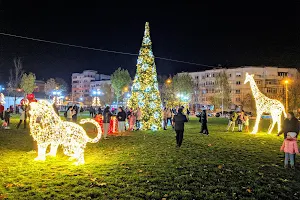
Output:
[244, 73, 287, 134]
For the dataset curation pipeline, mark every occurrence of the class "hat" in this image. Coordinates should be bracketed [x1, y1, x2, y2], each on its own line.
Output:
[287, 132, 297, 138]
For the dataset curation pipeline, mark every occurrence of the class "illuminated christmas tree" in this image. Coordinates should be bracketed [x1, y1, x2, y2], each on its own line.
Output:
[128, 22, 162, 131]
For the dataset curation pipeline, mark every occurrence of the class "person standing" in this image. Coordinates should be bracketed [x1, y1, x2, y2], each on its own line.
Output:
[237, 111, 245, 132]
[172, 107, 188, 148]
[166, 108, 172, 127]
[163, 108, 168, 130]
[66, 106, 74, 122]
[227, 111, 238, 132]
[72, 105, 78, 122]
[16, 107, 26, 129]
[278, 111, 300, 165]
[4, 108, 11, 126]
[0, 103, 4, 120]
[200, 109, 209, 135]
[117, 107, 126, 134]
[135, 107, 142, 130]
[244, 114, 249, 133]
[103, 106, 112, 139]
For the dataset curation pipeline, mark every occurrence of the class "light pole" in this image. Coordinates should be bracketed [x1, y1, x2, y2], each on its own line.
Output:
[92, 90, 101, 107]
[284, 80, 289, 111]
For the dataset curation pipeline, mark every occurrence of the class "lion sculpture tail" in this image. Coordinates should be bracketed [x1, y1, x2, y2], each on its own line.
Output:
[80, 119, 102, 143]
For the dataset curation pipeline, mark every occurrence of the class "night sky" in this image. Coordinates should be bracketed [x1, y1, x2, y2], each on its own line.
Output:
[0, 1, 299, 83]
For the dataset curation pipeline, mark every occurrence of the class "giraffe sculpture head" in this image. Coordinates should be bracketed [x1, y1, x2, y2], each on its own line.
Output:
[244, 72, 254, 84]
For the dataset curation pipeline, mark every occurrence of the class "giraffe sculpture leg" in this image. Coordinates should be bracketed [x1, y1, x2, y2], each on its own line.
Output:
[252, 112, 262, 134]
[267, 119, 276, 134]
[277, 114, 282, 133]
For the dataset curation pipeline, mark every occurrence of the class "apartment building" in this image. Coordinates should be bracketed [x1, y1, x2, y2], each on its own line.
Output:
[182, 66, 298, 111]
[71, 70, 110, 104]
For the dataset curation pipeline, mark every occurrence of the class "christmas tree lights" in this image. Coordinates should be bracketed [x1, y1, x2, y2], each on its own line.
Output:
[244, 73, 287, 134]
[29, 100, 102, 165]
[128, 22, 162, 130]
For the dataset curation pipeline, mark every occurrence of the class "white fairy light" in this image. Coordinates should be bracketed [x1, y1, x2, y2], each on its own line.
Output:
[244, 73, 287, 134]
[29, 100, 102, 165]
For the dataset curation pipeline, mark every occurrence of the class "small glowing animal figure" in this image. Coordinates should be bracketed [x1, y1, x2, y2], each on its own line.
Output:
[244, 73, 287, 134]
[29, 100, 102, 165]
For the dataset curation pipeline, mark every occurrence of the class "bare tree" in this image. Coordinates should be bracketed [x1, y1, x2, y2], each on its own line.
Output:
[7, 58, 24, 110]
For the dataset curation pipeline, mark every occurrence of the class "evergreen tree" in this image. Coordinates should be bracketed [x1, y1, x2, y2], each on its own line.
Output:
[128, 22, 162, 130]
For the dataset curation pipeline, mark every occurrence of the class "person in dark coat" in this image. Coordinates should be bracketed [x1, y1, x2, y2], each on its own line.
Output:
[172, 107, 188, 148]
[117, 107, 126, 134]
[200, 109, 209, 135]
[278, 112, 299, 139]
[278, 111, 300, 164]
[103, 106, 112, 139]
[72, 105, 78, 122]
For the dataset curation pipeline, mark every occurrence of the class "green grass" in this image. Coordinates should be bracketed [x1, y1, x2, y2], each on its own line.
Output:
[0, 116, 300, 199]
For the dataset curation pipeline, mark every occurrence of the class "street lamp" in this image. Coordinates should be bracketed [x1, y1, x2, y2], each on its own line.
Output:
[284, 79, 289, 111]
[166, 78, 172, 84]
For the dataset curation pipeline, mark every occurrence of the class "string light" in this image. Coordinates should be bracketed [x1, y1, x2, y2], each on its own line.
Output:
[128, 22, 163, 131]
[0, 93, 5, 104]
[244, 73, 287, 134]
[29, 100, 102, 165]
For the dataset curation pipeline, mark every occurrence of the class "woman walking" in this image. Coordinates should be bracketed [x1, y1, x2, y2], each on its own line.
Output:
[200, 109, 209, 135]
[103, 106, 112, 139]
[117, 107, 126, 135]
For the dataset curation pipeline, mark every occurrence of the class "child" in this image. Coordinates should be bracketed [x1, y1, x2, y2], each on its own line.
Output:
[4, 108, 11, 126]
[237, 111, 244, 132]
[244, 114, 249, 133]
[280, 132, 299, 169]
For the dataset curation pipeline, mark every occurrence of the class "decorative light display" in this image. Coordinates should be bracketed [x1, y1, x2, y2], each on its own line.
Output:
[127, 22, 162, 131]
[244, 72, 287, 134]
[29, 100, 102, 165]
[0, 93, 5, 104]
[92, 97, 101, 107]
[94, 115, 118, 134]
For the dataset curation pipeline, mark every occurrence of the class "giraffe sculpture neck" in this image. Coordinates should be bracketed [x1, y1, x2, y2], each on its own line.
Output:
[249, 78, 261, 99]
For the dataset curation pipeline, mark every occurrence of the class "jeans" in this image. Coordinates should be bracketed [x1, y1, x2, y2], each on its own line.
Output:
[227, 120, 235, 131]
[176, 130, 184, 147]
[285, 153, 295, 166]
[103, 123, 109, 138]
[136, 120, 140, 130]
[118, 121, 125, 133]
[17, 120, 24, 129]
[238, 124, 243, 131]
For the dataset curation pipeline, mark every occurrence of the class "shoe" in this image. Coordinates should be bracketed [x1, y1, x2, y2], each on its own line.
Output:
[291, 165, 295, 170]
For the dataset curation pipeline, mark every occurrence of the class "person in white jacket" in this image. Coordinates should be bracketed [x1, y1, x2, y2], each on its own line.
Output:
[16, 107, 26, 129]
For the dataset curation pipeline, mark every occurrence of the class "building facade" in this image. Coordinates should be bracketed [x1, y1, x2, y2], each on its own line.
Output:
[71, 70, 111, 104]
[182, 66, 298, 111]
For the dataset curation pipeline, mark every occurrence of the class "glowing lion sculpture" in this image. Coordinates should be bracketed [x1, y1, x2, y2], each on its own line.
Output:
[244, 72, 287, 134]
[29, 100, 102, 165]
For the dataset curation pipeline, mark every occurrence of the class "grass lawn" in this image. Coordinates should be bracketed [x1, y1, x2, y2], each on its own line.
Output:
[0, 115, 300, 199]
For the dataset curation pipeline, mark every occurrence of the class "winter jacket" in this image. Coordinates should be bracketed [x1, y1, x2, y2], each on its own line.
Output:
[173, 112, 188, 131]
[280, 139, 299, 154]
[166, 109, 172, 118]
[278, 118, 300, 139]
[117, 111, 126, 121]
[103, 109, 112, 123]
[230, 112, 238, 121]
[200, 111, 208, 124]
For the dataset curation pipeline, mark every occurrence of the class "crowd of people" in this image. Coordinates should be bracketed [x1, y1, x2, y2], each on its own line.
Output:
[1, 100, 299, 169]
